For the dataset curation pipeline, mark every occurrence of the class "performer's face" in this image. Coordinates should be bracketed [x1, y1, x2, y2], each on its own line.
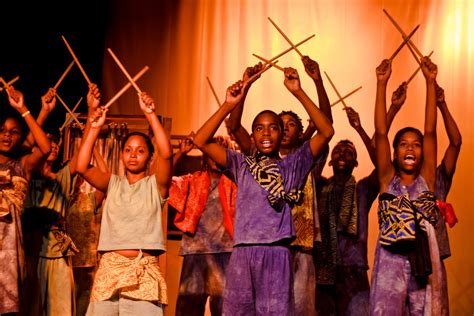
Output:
[0, 118, 22, 154]
[280, 113, 302, 150]
[46, 141, 60, 162]
[394, 130, 423, 173]
[329, 142, 358, 174]
[122, 135, 151, 173]
[252, 112, 283, 156]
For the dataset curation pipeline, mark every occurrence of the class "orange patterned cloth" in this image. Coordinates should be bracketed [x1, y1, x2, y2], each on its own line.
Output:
[90, 251, 168, 304]
[169, 171, 237, 238]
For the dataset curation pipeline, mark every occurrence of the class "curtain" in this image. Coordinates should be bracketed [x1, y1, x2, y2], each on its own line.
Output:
[100, 1, 474, 314]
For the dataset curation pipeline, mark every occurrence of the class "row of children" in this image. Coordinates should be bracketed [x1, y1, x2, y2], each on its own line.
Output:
[0, 52, 459, 315]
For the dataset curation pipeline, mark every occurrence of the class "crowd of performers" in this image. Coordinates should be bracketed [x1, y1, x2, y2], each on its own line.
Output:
[0, 48, 461, 316]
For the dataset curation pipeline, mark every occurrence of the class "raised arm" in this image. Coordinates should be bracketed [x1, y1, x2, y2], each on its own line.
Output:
[68, 83, 101, 175]
[6, 86, 51, 176]
[420, 57, 438, 191]
[283, 67, 334, 158]
[226, 63, 263, 154]
[386, 82, 407, 131]
[172, 134, 194, 174]
[23, 87, 57, 149]
[345, 107, 376, 166]
[436, 83, 461, 177]
[77, 85, 111, 193]
[138, 92, 173, 198]
[374, 59, 394, 190]
[194, 81, 246, 167]
[300, 56, 332, 142]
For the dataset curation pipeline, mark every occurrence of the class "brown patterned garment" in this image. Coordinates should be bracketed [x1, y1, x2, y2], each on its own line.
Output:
[0, 159, 28, 314]
[291, 173, 316, 250]
[90, 251, 168, 304]
[67, 186, 101, 267]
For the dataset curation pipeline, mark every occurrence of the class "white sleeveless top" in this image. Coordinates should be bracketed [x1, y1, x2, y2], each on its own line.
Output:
[98, 174, 166, 251]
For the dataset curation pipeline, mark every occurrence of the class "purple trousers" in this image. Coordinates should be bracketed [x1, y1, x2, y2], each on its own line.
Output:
[223, 245, 294, 316]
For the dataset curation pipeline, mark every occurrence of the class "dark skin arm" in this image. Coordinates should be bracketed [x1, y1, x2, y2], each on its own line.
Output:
[436, 83, 461, 177]
[283, 67, 334, 157]
[193, 81, 248, 167]
[226, 63, 263, 155]
[301, 56, 332, 142]
[345, 107, 376, 166]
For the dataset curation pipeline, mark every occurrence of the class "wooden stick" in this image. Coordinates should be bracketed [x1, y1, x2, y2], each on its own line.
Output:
[0, 77, 8, 87]
[0, 76, 19, 92]
[330, 86, 362, 107]
[107, 48, 143, 94]
[406, 41, 422, 66]
[388, 25, 419, 62]
[324, 71, 348, 109]
[268, 17, 303, 57]
[59, 97, 83, 131]
[54, 60, 75, 90]
[104, 66, 149, 109]
[61, 35, 91, 84]
[406, 50, 434, 85]
[56, 93, 83, 127]
[382, 9, 424, 58]
[244, 61, 279, 84]
[206, 76, 221, 106]
[246, 34, 314, 83]
[252, 54, 285, 72]
[261, 33, 315, 64]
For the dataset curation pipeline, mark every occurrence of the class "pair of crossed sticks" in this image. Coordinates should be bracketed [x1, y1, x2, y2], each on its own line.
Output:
[61, 36, 151, 128]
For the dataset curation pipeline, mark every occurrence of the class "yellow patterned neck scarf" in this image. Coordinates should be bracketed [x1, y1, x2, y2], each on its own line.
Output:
[245, 153, 303, 207]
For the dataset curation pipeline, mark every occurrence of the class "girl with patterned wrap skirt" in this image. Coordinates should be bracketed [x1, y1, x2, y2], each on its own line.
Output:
[77, 85, 172, 315]
[0, 86, 51, 314]
[370, 56, 445, 315]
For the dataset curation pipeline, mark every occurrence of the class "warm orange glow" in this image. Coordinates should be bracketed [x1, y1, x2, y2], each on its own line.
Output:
[102, 1, 474, 314]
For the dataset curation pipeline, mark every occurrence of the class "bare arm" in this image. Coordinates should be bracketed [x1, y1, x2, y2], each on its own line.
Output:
[227, 63, 263, 155]
[346, 107, 376, 166]
[23, 88, 57, 148]
[172, 135, 194, 174]
[436, 83, 461, 177]
[77, 86, 111, 193]
[6, 87, 51, 178]
[420, 57, 438, 191]
[374, 59, 395, 191]
[283, 67, 334, 158]
[68, 83, 101, 175]
[194, 81, 246, 167]
[300, 56, 332, 142]
[138, 92, 173, 198]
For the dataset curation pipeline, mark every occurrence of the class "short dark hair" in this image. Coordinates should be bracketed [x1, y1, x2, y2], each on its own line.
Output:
[392, 127, 424, 171]
[251, 110, 284, 132]
[0, 110, 28, 144]
[333, 139, 357, 159]
[121, 131, 154, 158]
[392, 127, 423, 150]
[279, 110, 303, 133]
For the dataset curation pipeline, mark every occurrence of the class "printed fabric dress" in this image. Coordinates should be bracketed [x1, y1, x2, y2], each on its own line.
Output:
[370, 175, 445, 316]
[0, 159, 28, 314]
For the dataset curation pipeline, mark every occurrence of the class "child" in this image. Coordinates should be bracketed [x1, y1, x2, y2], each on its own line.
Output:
[169, 135, 236, 316]
[23, 84, 105, 316]
[0, 86, 51, 314]
[77, 88, 172, 315]
[227, 56, 332, 315]
[192, 67, 334, 315]
[380, 81, 461, 315]
[370, 56, 442, 314]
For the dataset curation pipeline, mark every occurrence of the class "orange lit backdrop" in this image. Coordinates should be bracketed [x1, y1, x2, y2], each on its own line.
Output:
[102, 1, 474, 314]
